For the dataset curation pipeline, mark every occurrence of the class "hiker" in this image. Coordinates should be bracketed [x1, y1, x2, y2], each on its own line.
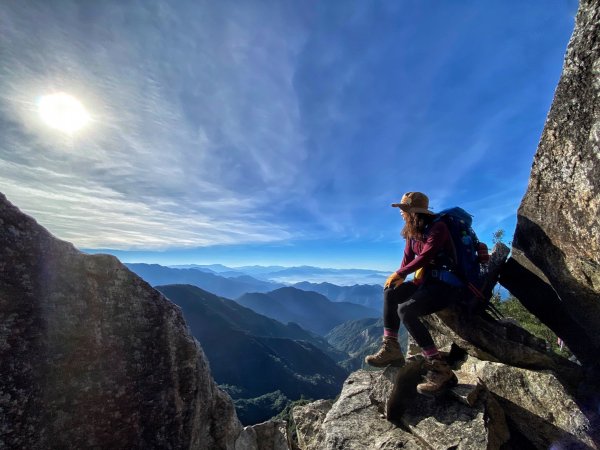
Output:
[365, 191, 460, 396]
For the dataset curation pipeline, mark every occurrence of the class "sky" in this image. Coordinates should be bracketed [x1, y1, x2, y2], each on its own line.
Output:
[0, 0, 579, 271]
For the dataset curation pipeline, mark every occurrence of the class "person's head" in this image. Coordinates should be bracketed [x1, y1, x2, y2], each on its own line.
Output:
[391, 192, 435, 240]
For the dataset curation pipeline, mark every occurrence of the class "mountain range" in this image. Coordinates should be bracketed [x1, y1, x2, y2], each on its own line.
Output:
[293, 281, 383, 310]
[236, 287, 380, 336]
[169, 263, 388, 285]
[126, 263, 285, 298]
[156, 284, 349, 424]
[127, 263, 386, 307]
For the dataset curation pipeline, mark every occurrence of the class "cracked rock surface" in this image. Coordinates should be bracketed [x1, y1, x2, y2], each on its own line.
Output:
[514, 0, 600, 352]
[0, 193, 242, 449]
[293, 365, 509, 450]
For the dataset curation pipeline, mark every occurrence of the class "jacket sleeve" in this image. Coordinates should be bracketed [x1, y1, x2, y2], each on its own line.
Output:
[398, 240, 415, 273]
[395, 222, 449, 278]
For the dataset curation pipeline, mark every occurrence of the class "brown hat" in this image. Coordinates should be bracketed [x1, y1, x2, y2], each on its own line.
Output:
[391, 192, 435, 215]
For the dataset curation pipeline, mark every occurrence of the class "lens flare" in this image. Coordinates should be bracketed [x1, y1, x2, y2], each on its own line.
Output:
[38, 92, 90, 133]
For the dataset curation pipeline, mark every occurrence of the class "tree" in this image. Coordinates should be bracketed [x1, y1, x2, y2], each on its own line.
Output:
[492, 229, 505, 245]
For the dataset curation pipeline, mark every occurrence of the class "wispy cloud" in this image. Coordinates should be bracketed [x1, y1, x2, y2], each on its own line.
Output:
[0, 0, 310, 249]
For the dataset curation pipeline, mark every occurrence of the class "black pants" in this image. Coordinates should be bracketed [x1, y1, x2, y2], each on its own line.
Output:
[383, 280, 460, 349]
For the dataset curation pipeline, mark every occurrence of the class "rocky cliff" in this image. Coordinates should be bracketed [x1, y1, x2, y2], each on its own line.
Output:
[293, 353, 596, 450]
[513, 0, 600, 355]
[0, 192, 248, 449]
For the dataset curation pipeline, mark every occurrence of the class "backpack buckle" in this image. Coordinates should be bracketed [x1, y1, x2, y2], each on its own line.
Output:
[430, 269, 439, 278]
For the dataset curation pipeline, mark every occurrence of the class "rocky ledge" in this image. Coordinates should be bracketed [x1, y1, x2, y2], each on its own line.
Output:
[293, 354, 596, 450]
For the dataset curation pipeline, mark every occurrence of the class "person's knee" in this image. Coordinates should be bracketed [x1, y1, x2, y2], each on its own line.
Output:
[397, 302, 416, 321]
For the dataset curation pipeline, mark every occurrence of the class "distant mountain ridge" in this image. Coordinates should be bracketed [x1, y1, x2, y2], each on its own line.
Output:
[128, 263, 385, 308]
[293, 281, 382, 310]
[169, 263, 387, 285]
[126, 263, 284, 298]
[236, 287, 380, 336]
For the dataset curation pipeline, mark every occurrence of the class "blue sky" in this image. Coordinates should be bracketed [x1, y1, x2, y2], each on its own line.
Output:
[0, 1, 578, 270]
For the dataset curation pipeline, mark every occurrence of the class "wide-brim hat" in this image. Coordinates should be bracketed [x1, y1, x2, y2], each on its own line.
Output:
[391, 191, 435, 215]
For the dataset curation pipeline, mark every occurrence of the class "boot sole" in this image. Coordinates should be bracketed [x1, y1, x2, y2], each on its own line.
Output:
[416, 376, 458, 397]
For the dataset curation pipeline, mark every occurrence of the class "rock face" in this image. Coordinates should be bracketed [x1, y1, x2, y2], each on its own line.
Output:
[513, 0, 600, 352]
[294, 353, 597, 450]
[293, 370, 421, 450]
[0, 193, 242, 449]
[461, 357, 596, 449]
[293, 364, 510, 450]
[235, 421, 290, 450]
[420, 305, 582, 385]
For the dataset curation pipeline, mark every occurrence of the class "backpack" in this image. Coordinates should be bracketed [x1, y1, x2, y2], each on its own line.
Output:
[432, 207, 502, 319]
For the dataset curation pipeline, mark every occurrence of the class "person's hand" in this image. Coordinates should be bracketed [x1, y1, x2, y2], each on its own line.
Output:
[384, 272, 405, 289]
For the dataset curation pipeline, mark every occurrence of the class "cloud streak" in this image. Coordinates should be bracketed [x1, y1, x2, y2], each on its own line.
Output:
[0, 0, 310, 249]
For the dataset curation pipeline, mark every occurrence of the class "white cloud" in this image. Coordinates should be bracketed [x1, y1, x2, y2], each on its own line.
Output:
[0, 160, 293, 249]
[0, 0, 309, 249]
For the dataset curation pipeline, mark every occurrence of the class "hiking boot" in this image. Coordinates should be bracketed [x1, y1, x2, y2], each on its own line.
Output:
[365, 337, 405, 368]
[416, 359, 458, 396]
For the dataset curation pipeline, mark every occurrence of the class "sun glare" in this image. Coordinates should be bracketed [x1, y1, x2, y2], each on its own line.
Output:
[38, 92, 90, 133]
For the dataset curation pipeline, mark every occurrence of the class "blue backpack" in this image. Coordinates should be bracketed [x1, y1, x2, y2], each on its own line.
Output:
[431, 207, 500, 317]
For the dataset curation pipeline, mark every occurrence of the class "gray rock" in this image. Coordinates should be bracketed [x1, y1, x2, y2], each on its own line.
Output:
[421, 305, 582, 385]
[0, 193, 242, 449]
[235, 427, 258, 450]
[448, 371, 484, 407]
[401, 390, 508, 450]
[513, 0, 600, 353]
[460, 356, 597, 449]
[318, 371, 420, 450]
[294, 367, 509, 450]
[292, 399, 334, 450]
[235, 420, 290, 450]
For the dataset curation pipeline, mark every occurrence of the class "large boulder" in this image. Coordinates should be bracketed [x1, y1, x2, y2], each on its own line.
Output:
[293, 355, 596, 450]
[419, 305, 582, 387]
[461, 356, 597, 449]
[513, 0, 600, 353]
[0, 193, 242, 449]
[235, 420, 290, 450]
[293, 370, 421, 450]
[293, 366, 509, 450]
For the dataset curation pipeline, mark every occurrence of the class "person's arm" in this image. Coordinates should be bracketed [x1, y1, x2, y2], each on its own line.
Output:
[396, 222, 448, 278]
[385, 240, 414, 288]
[399, 239, 415, 270]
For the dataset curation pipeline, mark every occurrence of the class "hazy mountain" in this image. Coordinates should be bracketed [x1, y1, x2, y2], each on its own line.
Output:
[325, 318, 408, 371]
[236, 287, 380, 335]
[259, 266, 388, 285]
[159, 263, 389, 286]
[126, 263, 284, 298]
[168, 263, 232, 272]
[157, 284, 348, 424]
[293, 281, 383, 310]
[233, 265, 287, 276]
[219, 271, 252, 278]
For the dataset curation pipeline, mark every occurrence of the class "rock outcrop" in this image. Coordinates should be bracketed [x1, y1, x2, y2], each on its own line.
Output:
[294, 351, 597, 450]
[235, 421, 290, 450]
[461, 357, 596, 449]
[513, 0, 600, 355]
[293, 362, 512, 450]
[0, 192, 242, 448]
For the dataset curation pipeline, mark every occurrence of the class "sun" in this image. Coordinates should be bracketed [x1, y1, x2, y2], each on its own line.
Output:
[38, 92, 90, 133]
